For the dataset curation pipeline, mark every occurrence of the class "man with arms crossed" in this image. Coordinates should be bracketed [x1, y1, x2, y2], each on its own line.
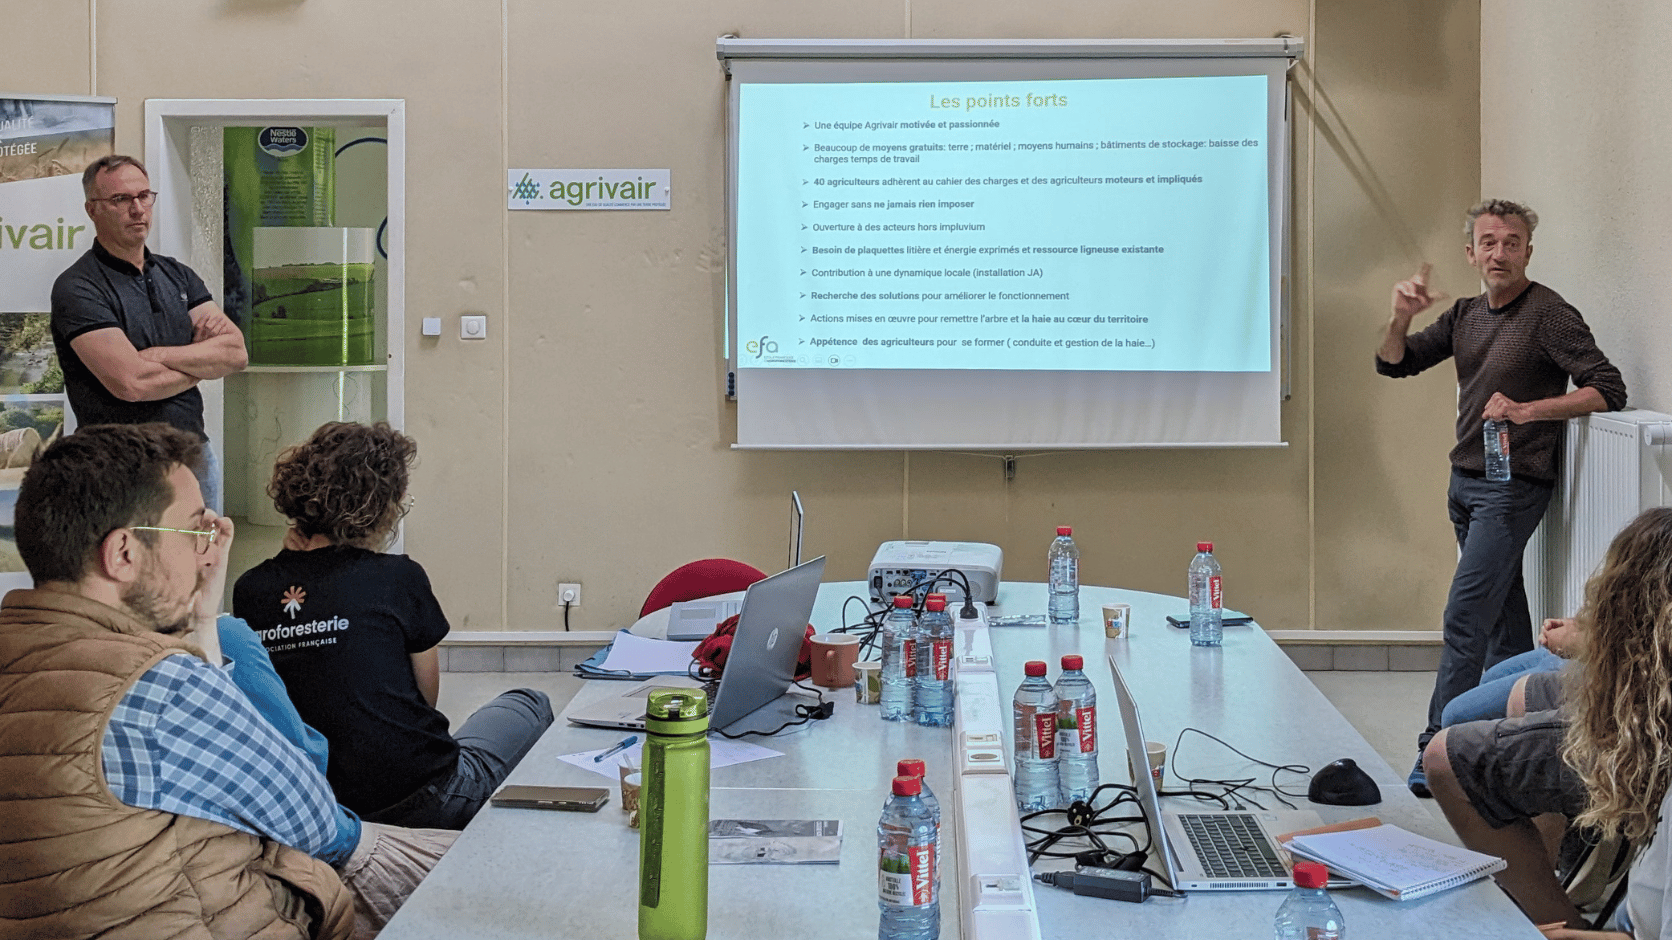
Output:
[1375, 199, 1626, 797]
[51, 154, 247, 509]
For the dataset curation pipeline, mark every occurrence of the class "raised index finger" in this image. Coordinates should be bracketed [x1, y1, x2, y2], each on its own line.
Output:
[1413, 262, 1432, 287]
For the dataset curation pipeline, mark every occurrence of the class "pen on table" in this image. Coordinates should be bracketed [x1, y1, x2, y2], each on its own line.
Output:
[593, 735, 638, 763]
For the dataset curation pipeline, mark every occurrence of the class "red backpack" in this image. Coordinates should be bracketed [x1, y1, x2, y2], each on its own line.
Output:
[691, 614, 815, 681]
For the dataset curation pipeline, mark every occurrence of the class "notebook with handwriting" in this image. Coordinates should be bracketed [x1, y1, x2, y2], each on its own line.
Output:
[1285, 824, 1505, 901]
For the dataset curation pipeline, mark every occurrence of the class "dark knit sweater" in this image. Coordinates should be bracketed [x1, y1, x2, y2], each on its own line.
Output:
[1376, 282, 1626, 483]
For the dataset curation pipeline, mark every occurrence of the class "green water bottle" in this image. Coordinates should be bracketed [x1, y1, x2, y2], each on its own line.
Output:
[639, 688, 710, 940]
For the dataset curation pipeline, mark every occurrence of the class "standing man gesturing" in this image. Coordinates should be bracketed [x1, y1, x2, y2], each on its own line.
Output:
[50, 154, 247, 510]
[1376, 199, 1626, 797]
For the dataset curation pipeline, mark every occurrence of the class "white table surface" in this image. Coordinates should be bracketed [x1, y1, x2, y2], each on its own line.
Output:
[380, 581, 1540, 940]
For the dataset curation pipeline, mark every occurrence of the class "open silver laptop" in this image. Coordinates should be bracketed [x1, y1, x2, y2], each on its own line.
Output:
[568, 557, 826, 733]
[1108, 653, 1320, 892]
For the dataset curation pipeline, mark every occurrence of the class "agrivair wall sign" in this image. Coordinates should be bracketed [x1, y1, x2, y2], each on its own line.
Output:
[507, 169, 671, 210]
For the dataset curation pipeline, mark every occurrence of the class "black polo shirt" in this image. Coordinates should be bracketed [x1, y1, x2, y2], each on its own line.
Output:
[50, 240, 212, 439]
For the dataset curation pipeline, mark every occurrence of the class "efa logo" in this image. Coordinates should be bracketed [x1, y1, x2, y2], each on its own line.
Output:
[744, 335, 778, 359]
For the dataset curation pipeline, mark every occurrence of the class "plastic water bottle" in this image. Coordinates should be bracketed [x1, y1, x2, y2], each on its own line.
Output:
[896, 759, 941, 892]
[1484, 418, 1511, 482]
[1053, 654, 1100, 804]
[1012, 660, 1060, 812]
[1274, 861, 1345, 940]
[878, 774, 939, 940]
[913, 594, 954, 727]
[638, 688, 710, 940]
[1188, 542, 1224, 647]
[1047, 526, 1080, 624]
[880, 595, 917, 722]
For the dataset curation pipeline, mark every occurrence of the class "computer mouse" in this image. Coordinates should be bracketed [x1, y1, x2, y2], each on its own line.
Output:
[1308, 758, 1382, 806]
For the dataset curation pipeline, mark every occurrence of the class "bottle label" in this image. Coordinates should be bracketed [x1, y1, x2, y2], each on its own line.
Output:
[903, 639, 916, 678]
[1209, 575, 1223, 611]
[1057, 704, 1096, 755]
[879, 837, 936, 906]
[931, 638, 952, 680]
[1033, 710, 1057, 760]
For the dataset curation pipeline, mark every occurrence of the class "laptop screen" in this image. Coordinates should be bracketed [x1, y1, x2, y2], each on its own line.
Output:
[1107, 653, 1186, 880]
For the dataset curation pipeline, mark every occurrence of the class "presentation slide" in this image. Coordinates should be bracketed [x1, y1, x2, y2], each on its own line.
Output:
[735, 75, 1272, 373]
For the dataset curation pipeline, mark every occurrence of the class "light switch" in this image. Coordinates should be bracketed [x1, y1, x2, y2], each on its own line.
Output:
[460, 315, 487, 340]
[421, 317, 442, 337]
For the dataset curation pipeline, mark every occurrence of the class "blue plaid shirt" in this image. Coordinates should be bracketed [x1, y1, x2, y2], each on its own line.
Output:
[101, 651, 337, 855]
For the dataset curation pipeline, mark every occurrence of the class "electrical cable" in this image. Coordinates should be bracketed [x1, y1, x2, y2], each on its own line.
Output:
[1167, 727, 1312, 810]
[712, 681, 833, 738]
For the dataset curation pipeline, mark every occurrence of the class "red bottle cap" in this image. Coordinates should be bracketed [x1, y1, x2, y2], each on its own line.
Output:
[925, 596, 946, 612]
[1292, 861, 1329, 889]
[1057, 526, 1072, 536]
[897, 758, 926, 778]
[893, 595, 914, 608]
[892, 775, 922, 797]
[1024, 660, 1048, 677]
[1061, 654, 1084, 671]
[1197, 541, 1213, 553]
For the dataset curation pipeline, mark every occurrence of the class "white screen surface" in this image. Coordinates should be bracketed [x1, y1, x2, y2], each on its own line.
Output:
[723, 43, 1294, 449]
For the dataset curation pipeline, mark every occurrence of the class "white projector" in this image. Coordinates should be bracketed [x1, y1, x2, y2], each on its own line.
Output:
[868, 540, 1003, 605]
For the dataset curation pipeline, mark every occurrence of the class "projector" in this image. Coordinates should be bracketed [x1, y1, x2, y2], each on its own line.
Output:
[869, 540, 1003, 605]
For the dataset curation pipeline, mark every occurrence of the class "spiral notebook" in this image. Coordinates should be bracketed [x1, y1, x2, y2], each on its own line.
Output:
[1285, 824, 1505, 901]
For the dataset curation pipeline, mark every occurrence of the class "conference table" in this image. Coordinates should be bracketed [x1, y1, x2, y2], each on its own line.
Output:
[380, 582, 1541, 940]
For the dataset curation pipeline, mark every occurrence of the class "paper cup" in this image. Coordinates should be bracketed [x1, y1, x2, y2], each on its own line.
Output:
[1103, 603, 1131, 639]
[1126, 741, 1167, 785]
[854, 661, 882, 704]
[619, 767, 642, 828]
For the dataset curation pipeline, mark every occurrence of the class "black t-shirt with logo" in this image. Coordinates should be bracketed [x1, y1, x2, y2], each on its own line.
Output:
[233, 546, 456, 815]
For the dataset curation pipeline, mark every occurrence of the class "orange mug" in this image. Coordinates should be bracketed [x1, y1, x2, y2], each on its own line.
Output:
[808, 633, 862, 689]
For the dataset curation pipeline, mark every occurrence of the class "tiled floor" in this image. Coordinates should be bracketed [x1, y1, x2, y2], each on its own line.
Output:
[435, 667, 1436, 783]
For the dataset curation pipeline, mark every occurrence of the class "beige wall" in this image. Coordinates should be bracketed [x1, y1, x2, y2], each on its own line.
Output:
[1481, 2, 1670, 419]
[5, 0, 1485, 634]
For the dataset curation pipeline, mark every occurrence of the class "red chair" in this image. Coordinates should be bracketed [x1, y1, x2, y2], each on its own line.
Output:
[639, 558, 768, 618]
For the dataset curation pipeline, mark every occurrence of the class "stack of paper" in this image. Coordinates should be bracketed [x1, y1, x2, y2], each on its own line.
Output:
[1286, 824, 1506, 901]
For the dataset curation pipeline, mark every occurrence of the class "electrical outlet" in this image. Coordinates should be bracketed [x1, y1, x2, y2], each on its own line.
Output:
[558, 582, 582, 606]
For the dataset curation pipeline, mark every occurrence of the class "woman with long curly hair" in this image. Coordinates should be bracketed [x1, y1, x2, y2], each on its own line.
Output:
[1540, 506, 1672, 940]
[232, 422, 552, 830]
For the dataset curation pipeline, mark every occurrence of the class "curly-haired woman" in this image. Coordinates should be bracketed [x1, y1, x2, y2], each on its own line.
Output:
[1537, 506, 1672, 940]
[233, 422, 551, 830]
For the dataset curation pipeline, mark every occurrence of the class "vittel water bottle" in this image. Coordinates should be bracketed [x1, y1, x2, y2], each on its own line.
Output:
[1188, 542, 1224, 647]
[639, 688, 710, 940]
[1484, 418, 1511, 482]
[1053, 654, 1099, 804]
[878, 775, 939, 940]
[880, 595, 917, 722]
[913, 594, 954, 727]
[1273, 861, 1345, 940]
[1012, 660, 1060, 812]
[896, 759, 941, 892]
[1047, 526, 1080, 625]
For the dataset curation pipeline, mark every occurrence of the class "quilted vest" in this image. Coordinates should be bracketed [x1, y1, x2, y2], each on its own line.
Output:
[0, 588, 354, 940]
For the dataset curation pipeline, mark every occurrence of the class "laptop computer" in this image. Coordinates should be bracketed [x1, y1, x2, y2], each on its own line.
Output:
[568, 556, 826, 733]
[1107, 653, 1321, 892]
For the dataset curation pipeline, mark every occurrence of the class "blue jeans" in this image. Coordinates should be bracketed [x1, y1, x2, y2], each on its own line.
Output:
[1420, 470, 1554, 746]
[1438, 646, 1563, 727]
[192, 439, 222, 514]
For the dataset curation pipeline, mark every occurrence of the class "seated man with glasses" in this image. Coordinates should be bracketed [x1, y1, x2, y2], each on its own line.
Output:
[0, 423, 353, 939]
[50, 154, 248, 511]
[234, 421, 554, 830]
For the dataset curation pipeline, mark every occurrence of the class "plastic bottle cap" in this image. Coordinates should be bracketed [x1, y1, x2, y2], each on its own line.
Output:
[1197, 541, 1213, 553]
[893, 595, 914, 608]
[892, 775, 922, 797]
[925, 596, 946, 612]
[1060, 654, 1083, 671]
[897, 758, 926, 778]
[1024, 660, 1048, 677]
[926, 592, 946, 602]
[1292, 861, 1329, 889]
[1057, 526, 1073, 536]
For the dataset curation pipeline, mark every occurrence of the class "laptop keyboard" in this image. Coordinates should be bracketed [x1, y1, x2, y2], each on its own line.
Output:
[1177, 813, 1289, 879]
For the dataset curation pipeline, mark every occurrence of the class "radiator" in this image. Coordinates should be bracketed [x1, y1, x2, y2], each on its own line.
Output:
[1524, 409, 1672, 625]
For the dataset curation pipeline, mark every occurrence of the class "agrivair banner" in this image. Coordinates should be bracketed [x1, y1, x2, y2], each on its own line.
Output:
[507, 168, 671, 210]
[0, 95, 115, 584]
